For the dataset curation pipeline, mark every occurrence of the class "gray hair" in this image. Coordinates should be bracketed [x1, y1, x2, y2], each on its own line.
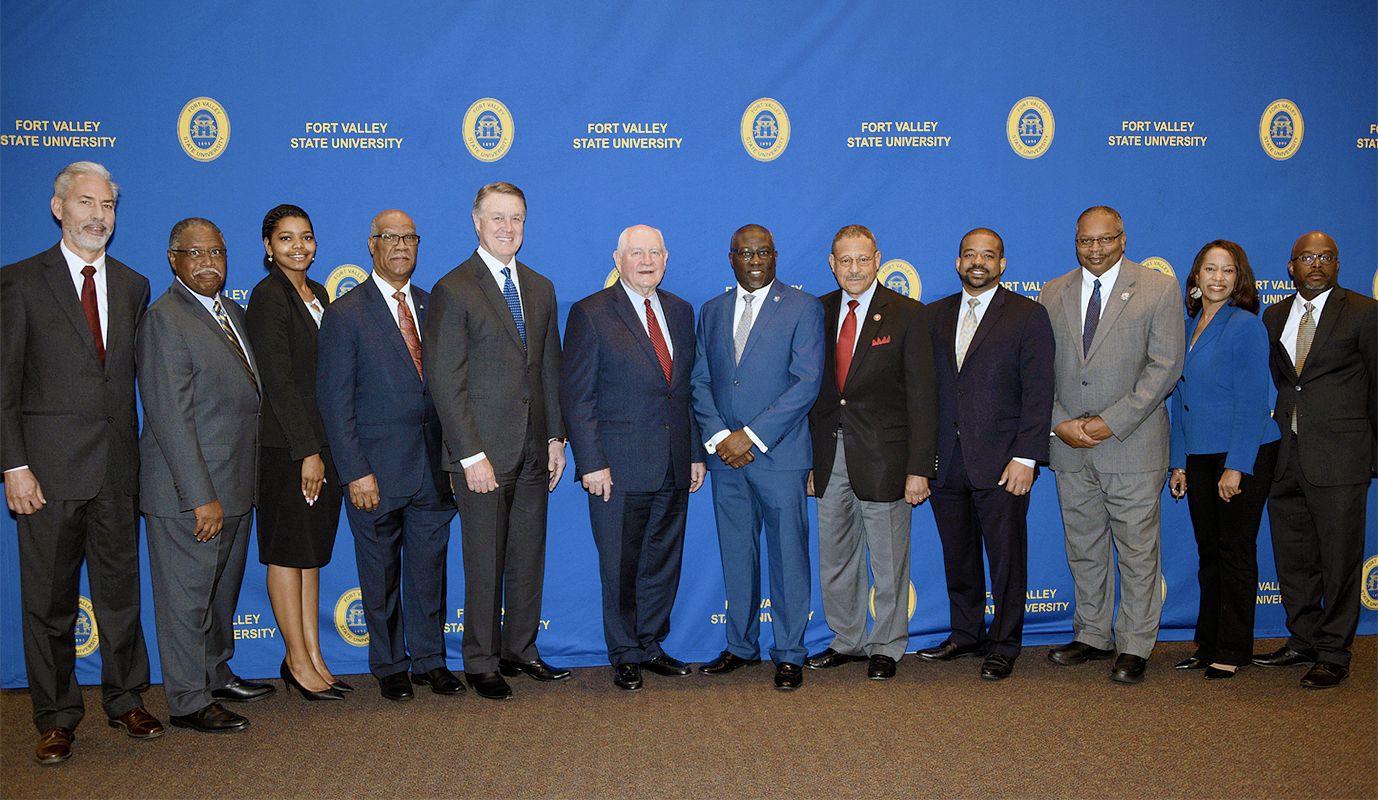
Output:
[54, 161, 118, 201]
[168, 217, 223, 249]
[616, 224, 665, 253]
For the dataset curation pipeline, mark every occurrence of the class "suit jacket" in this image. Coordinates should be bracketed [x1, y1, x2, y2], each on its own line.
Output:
[928, 286, 1055, 489]
[560, 285, 704, 492]
[1, 244, 149, 499]
[1039, 259, 1185, 474]
[316, 277, 448, 500]
[424, 251, 565, 475]
[691, 281, 825, 472]
[1263, 286, 1377, 485]
[245, 267, 331, 460]
[1169, 302, 1279, 474]
[137, 281, 260, 517]
[810, 284, 937, 501]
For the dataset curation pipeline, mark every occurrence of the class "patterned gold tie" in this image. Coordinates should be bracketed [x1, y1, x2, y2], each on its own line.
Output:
[213, 299, 258, 392]
[956, 297, 980, 370]
[1291, 301, 1315, 434]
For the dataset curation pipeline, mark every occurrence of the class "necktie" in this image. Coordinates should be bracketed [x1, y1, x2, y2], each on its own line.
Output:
[734, 293, 755, 364]
[836, 299, 858, 392]
[213, 299, 258, 392]
[395, 290, 424, 379]
[644, 299, 673, 384]
[956, 297, 980, 370]
[501, 266, 526, 349]
[1082, 278, 1102, 357]
[79, 265, 105, 364]
[1291, 301, 1315, 434]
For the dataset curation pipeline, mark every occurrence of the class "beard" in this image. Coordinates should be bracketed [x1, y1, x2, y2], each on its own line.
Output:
[66, 216, 111, 252]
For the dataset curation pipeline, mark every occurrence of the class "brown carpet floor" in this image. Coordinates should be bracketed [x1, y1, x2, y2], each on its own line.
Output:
[2, 637, 1374, 799]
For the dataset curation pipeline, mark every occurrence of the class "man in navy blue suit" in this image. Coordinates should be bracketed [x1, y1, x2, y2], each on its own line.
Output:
[691, 224, 825, 691]
[922, 228, 1055, 681]
[560, 225, 706, 692]
[317, 209, 460, 702]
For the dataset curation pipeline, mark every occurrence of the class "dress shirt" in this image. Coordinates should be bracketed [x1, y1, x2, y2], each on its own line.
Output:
[1079, 258, 1123, 330]
[706, 281, 775, 455]
[958, 287, 1034, 469]
[60, 239, 108, 342]
[836, 279, 878, 354]
[620, 279, 673, 359]
[1278, 287, 1332, 365]
[304, 297, 324, 328]
[370, 271, 420, 342]
[477, 245, 523, 317]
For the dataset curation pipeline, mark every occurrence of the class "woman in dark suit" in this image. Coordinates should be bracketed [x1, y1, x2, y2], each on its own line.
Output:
[245, 205, 346, 700]
[1167, 240, 1280, 680]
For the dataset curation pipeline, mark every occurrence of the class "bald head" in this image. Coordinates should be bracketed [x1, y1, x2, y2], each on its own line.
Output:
[1288, 230, 1339, 300]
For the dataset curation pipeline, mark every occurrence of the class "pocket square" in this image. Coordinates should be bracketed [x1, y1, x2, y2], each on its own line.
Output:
[871, 335, 891, 346]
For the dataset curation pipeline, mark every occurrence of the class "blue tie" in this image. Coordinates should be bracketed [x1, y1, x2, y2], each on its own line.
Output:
[501, 266, 526, 348]
[1082, 278, 1101, 357]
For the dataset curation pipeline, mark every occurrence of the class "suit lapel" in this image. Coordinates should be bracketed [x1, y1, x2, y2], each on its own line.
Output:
[360, 278, 421, 386]
[1265, 297, 1297, 378]
[41, 251, 103, 365]
[844, 289, 888, 387]
[613, 288, 664, 378]
[667, 297, 693, 387]
[1303, 288, 1345, 376]
[471, 254, 525, 353]
[103, 260, 133, 374]
[963, 286, 1005, 363]
[1058, 275, 1086, 364]
[1185, 304, 1230, 366]
[1086, 263, 1137, 362]
[737, 284, 783, 366]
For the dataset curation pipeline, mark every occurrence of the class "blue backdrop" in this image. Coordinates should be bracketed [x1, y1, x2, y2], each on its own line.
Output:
[2, 1, 1376, 687]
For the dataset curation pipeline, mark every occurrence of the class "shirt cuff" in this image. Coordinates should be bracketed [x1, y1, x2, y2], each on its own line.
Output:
[459, 452, 487, 469]
[705, 430, 730, 454]
[1012, 457, 1035, 469]
[743, 426, 768, 453]
[3, 465, 29, 474]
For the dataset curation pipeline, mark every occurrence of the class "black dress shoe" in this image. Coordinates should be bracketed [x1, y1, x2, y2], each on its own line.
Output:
[1110, 654, 1147, 684]
[499, 658, 571, 682]
[412, 667, 465, 695]
[917, 639, 984, 661]
[867, 654, 897, 680]
[1300, 662, 1349, 689]
[1174, 656, 1207, 670]
[981, 653, 1015, 681]
[378, 671, 414, 701]
[700, 650, 761, 674]
[1047, 640, 1115, 666]
[465, 670, 513, 700]
[641, 654, 691, 677]
[1204, 665, 1238, 681]
[169, 702, 249, 733]
[210, 677, 276, 703]
[1252, 646, 1316, 667]
[774, 662, 803, 691]
[613, 663, 643, 692]
[806, 648, 867, 670]
[281, 660, 343, 701]
[330, 678, 355, 693]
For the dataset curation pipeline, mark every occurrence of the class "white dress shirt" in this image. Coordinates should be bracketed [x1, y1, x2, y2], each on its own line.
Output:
[370, 271, 420, 341]
[706, 281, 775, 455]
[1279, 287, 1332, 365]
[620, 280, 673, 359]
[1079, 258, 1123, 330]
[59, 239, 108, 342]
[477, 245, 522, 315]
[836, 279, 878, 353]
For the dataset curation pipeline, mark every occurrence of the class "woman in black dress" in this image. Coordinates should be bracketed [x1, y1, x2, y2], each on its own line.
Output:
[245, 205, 346, 700]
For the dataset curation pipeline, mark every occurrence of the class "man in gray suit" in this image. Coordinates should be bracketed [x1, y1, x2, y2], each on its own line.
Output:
[424, 182, 567, 701]
[138, 218, 271, 732]
[1038, 206, 1184, 684]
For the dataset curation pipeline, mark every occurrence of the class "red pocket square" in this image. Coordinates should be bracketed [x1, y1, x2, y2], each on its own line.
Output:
[871, 335, 891, 346]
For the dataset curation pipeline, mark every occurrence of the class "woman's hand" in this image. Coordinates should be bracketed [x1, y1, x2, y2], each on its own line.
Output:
[1169, 469, 1186, 499]
[302, 453, 325, 505]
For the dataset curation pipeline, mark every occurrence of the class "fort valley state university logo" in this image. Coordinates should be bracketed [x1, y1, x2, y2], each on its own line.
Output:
[879, 259, 922, 301]
[334, 588, 369, 646]
[463, 98, 514, 162]
[1259, 99, 1303, 161]
[1362, 555, 1378, 612]
[1007, 97, 1054, 159]
[325, 264, 369, 300]
[1140, 257, 1176, 278]
[74, 596, 99, 658]
[741, 98, 790, 162]
[177, 97, 230, 162]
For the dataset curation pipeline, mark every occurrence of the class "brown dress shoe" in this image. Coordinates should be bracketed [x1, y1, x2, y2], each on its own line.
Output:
[108, 707, 166, 739]
[36, 727, 74, 765]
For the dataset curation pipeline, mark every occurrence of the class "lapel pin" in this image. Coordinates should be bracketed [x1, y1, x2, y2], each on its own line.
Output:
[873, 313, 881, 321]
[773, 295, 780, 303]
[1120, 292, 1130, 301]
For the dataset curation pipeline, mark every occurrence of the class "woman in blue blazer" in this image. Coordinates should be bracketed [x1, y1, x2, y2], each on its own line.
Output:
[1168, 240, 1280, 679]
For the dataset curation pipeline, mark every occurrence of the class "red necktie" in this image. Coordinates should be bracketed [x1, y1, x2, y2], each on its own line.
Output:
[394, 291, 423, 379]
[836, 299, 858, 392]
[645, 299, 673, 384]
[80, 265, 105, 364]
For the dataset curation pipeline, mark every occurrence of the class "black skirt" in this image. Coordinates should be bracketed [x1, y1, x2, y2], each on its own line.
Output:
[256, 445, 342, 568]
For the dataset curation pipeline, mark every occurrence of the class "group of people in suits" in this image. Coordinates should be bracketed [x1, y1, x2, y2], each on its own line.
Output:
[3, 162, 1374, 765]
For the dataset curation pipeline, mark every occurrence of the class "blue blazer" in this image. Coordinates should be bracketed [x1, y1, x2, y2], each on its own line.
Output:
[316, 277, 448, 500]
[1169, 302, 1279, 473]
[560, 285, 704, 492]
[691, 282, 824, 471]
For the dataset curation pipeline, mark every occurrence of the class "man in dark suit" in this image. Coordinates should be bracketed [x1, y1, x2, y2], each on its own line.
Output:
[805, 224, 936, 682]
[138, 218, 274, 733]
[560, 225, 706, 692]
[317, 209, 460, 701]
[424, 182, 568, 700]
[1253, 231, 1376, 689]
[1, 162, 161, 764]
[922, 228, 1055, 681]
[691, 224, 825, 691]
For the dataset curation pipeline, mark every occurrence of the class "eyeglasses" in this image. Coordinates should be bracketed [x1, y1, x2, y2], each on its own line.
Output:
[371, 233, 420, 247]
[1075, 232, 1123, 248]
[169, 247, 226, 259]
[730, 247, 776, 260]
[624, 248, 665, 260]
[833, 254, 875, 268]
[1290, 252, 1336, 266]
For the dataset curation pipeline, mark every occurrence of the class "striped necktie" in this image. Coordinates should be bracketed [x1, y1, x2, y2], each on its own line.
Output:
[213, 299, 258, 392]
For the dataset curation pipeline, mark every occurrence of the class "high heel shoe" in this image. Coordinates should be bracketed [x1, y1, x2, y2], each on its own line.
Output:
[280, 660, 344, 701]
[330, 678, 355, 693]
